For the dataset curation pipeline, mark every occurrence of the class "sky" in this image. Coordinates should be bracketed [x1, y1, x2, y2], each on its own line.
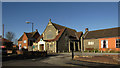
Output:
[2, 2, 118, 40]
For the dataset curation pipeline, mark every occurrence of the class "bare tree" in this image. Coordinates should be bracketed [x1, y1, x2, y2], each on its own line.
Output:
[13, 38, 18, 45]
[5, 31, 15, 41]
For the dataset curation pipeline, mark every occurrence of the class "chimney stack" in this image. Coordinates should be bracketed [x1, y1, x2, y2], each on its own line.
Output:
[36, 29, 38, 31]
[85, 28, 88, 32]
[24, 32, 25, 34]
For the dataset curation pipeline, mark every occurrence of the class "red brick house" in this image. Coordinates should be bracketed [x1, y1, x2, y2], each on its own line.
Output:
[18, 29, 40, 51]
[81, 27, 120, 52]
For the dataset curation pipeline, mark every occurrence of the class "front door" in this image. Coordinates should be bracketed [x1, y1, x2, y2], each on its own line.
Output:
[70, 42, 74, 50]
[75, 42, 78, 51]
[19, 44, 21, 50]
[40, 44, 44, 51]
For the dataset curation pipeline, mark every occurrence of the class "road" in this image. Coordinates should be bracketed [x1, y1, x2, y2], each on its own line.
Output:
[2, 53, 120, 68]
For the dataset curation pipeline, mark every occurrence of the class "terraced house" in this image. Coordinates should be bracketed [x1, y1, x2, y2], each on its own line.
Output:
[81, 27, 120, 52]
[33, 19, 83, 53]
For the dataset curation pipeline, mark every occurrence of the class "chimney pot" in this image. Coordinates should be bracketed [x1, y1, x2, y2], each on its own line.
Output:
[36, 29, 38, 31]
[85, 28, 88, 32]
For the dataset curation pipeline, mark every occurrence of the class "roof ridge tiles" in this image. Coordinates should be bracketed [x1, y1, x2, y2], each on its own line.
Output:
[89, 27, 120, 32]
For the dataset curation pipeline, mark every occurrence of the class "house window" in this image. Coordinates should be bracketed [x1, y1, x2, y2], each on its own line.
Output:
[53, 42, 54, 44]
[50, 45, 53, 48]
[47, 43, 49, 49]
[116, 39, 120, 48]
[101, 40, 108, 48]
[88, 42, 94, 45]
[47, 30, 54, 39]
[24, 40, 26, 43]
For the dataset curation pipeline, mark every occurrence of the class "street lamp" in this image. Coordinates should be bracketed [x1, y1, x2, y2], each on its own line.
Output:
[26, 21, 34, 33]
[26, 21, 34, 51]
[72, 47, 74, 60]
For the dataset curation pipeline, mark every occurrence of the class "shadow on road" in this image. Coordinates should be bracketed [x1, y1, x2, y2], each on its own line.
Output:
[2, 54, 59, 62]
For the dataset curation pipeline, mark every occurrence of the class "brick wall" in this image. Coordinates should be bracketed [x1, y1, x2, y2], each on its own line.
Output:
[18, 33, 28, 49]
[99, 37, 120, 51]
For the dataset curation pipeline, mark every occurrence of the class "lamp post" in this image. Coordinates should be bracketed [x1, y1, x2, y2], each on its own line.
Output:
[72, 46, 74, 60]
[2, 24, 4, 38]
[26, 21, 34, 33]
[26, 21, 34, 51]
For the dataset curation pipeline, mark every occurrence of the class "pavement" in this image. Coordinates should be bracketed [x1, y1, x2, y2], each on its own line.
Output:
[74, 52, 120, 56]
[1, 52, 120, 68]
[74, 55, 119, 64]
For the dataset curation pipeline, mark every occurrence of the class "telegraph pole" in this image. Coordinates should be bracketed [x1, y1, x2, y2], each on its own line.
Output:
[2, 24, 4, 38]
[32, 23, 33, 33]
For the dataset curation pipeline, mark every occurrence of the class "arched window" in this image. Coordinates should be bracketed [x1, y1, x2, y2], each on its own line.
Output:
[101, 40, 108, 48]
[47, 30, 54, 39]
[103, 40, 106, 48]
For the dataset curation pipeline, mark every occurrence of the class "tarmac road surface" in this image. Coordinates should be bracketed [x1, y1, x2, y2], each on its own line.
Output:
[2, 53, 120, 68]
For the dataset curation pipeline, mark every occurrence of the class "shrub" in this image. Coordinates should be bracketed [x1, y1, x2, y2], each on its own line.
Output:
[110, 50, 116, 53]
[115, 51, 120, 53]
[90, 49, 99, 53]
[94, 49, 99, 53]
[84, 50, 88, 52]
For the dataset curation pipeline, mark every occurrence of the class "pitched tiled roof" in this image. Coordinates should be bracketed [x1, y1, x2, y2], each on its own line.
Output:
[0, 38, 12, 43]
[36, 29, 65, 42]
[44, 28, 65, 42]
[77, 32, 83, 38]
[52, 23, 66, 30]
[18, 35, 23, 41]
[0, 36, 12, 43]
[25, 33, 33, 38]
[52, 23, 77, 37]
[36, 34, 43, 42]
[84, 27, 120, 39]
[36, 22, 81, 42]
[18, 31, 40, 41]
